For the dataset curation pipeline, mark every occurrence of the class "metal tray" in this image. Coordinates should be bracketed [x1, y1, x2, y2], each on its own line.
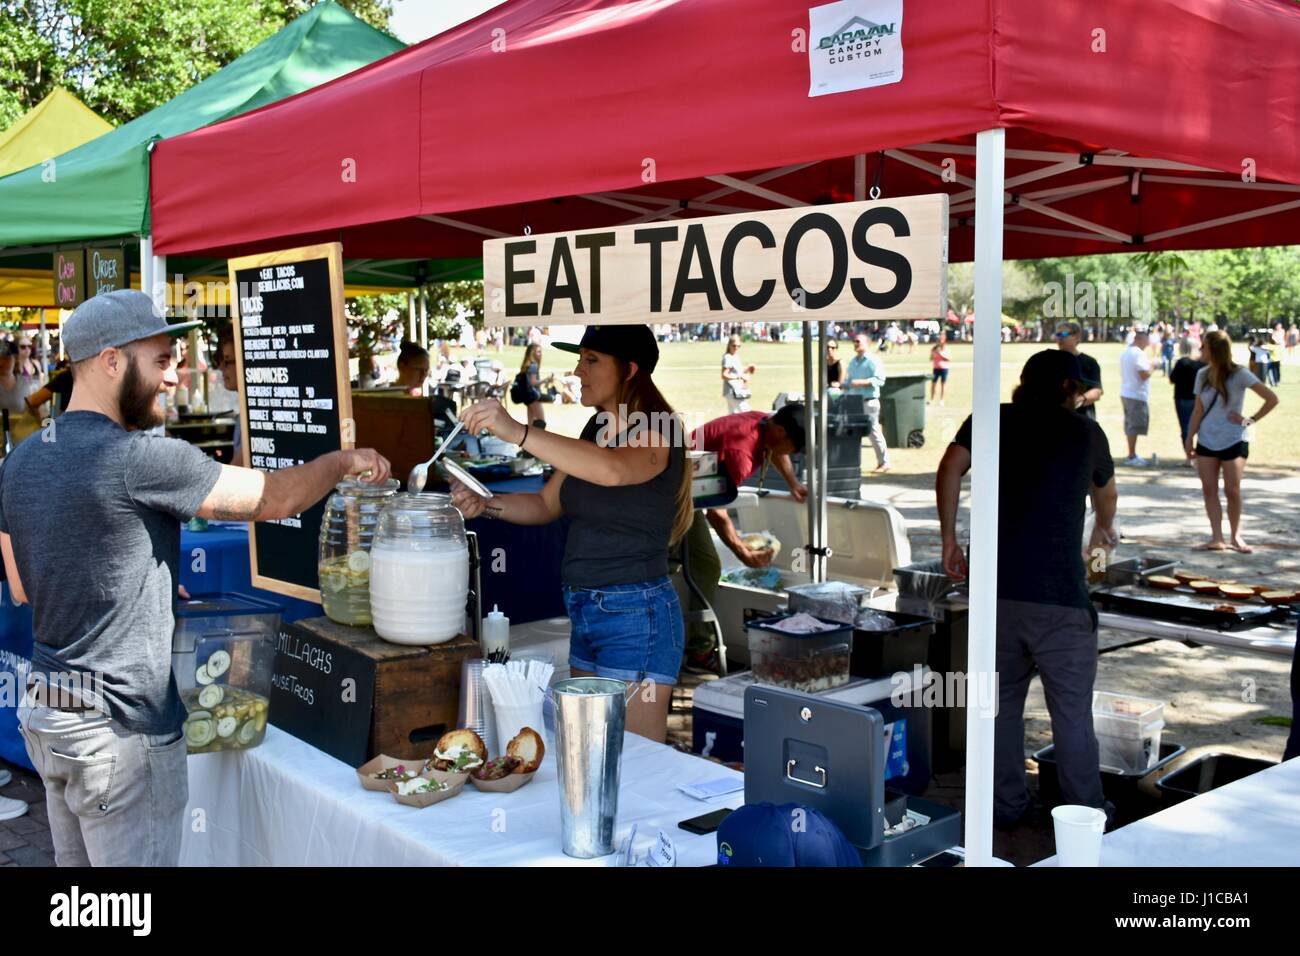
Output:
[1090, 583, 1288, 631]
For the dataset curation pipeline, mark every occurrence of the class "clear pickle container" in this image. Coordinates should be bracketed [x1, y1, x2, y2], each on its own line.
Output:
[369, 493, 469, 645]
[172, 595, 282, 754]
[318, 477, 400, 626]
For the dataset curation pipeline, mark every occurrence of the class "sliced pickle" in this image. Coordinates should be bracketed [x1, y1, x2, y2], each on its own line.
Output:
[186, 718, 216, 748]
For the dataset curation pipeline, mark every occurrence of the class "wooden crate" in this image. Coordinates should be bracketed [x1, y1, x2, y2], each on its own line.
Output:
[270, 616, 479, 766]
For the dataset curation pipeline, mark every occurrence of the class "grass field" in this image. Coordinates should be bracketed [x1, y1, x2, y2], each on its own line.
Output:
[443, 338, 1300, 474]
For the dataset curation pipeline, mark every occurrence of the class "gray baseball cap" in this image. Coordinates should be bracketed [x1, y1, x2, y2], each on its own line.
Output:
[63, 289, 204, 362]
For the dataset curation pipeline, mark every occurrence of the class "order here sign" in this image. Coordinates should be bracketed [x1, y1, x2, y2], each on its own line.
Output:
[482, 195, 947, 327]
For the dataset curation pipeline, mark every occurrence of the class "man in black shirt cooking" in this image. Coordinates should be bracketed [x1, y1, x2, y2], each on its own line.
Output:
[936, 350, 1119, 827]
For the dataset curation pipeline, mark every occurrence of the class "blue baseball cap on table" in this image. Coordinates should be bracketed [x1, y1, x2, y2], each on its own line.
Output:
[716, 802, 862, 867]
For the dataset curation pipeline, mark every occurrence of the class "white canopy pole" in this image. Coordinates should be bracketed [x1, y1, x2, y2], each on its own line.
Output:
[419, 287, 429, 351]
[408, 292, 416, 341]
[801, 320, 820, 581]
[816, 320, 828, 580]
[965, 128, 1005, 866]
[38, 310, 48, 381]
[140, 236, 153, 300]
[152, 253, 168, 313]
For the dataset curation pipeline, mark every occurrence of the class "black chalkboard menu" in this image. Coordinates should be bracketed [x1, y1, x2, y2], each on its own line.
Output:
[85, 245, 127, 297]
[269, 619, 376, 766]
[53, 247, 86, 308]
[226, 242, 351, 603]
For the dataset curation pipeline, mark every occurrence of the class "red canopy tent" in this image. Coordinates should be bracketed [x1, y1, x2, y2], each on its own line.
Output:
[152, 0, 1300, 263]
[149, 0, 1300, 866]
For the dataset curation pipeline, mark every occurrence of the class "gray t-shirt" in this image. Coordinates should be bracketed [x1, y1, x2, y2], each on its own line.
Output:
[1194, 366, 1260, 450]
[0, 411, 223, 733]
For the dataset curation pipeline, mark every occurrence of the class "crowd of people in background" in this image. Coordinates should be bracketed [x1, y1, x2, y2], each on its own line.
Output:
[1052, 319, 1283, 552]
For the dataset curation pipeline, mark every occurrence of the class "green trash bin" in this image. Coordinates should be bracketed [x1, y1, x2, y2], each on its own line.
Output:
[878, 373, 928, 448]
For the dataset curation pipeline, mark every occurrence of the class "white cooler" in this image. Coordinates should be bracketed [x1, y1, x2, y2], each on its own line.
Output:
[706, 490, 911, 668]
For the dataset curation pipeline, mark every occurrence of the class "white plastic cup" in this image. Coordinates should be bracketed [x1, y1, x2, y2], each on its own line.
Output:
[1051, 805, 1107, 867]
[495, 700, 545, 757]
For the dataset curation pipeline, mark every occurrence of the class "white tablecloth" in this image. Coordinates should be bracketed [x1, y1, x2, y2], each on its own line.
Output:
[1036, 757, 1300, 866]
[180, 726, 742, 867]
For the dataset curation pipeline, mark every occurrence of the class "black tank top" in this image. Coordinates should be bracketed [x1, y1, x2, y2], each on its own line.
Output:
[558, 413, 684, 587]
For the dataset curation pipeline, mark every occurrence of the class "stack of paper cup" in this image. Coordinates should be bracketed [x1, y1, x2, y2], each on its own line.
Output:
[1051, 805, 1107, 866]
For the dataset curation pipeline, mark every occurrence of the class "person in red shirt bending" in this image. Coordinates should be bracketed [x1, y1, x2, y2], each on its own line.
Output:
[682, 404, 806, 671]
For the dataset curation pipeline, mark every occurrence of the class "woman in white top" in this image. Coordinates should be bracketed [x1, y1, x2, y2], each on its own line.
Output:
[1184, 331, 1279, 553]
[721, 334, 756, 413]
[0, 342, 41, 445]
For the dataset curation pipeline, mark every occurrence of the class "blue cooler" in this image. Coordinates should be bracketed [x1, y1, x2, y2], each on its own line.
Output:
[692, 668, 933, 795]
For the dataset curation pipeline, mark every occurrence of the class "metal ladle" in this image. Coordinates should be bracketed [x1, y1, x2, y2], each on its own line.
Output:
[407, 420, 464, 494]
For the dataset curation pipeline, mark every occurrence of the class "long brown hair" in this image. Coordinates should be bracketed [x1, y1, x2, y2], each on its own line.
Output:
[519, 344, 541, 375]
[611, 357, 694, 547]
[1201, 330, 1238, 401]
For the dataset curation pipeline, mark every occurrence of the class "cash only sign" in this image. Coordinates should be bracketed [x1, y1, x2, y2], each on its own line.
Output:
[482, 195, 948, 327]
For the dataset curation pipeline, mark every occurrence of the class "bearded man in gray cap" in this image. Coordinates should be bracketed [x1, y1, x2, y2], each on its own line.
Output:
[935, 349, 1119, 829]
[0, 290, 390, 866]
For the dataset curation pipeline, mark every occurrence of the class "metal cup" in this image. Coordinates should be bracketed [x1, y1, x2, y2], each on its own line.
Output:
[552, 677, 637, 858]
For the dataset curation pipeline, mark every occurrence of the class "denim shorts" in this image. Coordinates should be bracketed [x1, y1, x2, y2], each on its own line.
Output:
[563, 576, 685, 686]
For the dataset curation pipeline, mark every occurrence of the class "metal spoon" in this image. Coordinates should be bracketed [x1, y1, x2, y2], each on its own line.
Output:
[407, 420, 464, 493]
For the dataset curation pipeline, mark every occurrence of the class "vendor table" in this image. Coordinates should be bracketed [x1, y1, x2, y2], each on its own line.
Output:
[1035, 757, 1300, 866]
[180, 725, 740, 866]
[1098, 611, 1297, 660]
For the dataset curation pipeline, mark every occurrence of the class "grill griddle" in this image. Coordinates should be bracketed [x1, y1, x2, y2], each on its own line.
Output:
[1090, 583, 1289, 631]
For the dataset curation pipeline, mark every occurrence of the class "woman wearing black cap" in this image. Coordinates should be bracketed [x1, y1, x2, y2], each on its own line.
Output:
[452, 325, 691, 742]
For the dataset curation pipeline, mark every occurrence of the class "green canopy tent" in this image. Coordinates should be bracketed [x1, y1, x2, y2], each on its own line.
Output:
[0, 0, 424, 304]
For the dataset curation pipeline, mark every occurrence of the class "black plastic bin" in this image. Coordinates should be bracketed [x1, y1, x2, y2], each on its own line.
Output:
[1155, 753, 1277, 806]
[879, 373, 929, 448]
[850, 609, 935, 678]
[1035, 740, 1185, 826]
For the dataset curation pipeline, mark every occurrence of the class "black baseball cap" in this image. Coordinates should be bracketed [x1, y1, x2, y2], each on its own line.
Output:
[770, 403, 807, 454]
[1021, 349, 1083, 387]
[553, 325, 659, 374]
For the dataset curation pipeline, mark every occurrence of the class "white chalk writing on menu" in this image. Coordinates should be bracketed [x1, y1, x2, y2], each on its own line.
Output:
[240, 263, 333, 529]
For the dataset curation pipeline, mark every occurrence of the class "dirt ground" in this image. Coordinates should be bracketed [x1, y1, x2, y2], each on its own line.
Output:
[668, 459, 1297, 865]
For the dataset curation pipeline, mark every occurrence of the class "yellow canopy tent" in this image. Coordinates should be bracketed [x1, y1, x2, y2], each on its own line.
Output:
[0, 88, 113, 179]
[3, 272, 409, 321]
[0, 89, 113, 315]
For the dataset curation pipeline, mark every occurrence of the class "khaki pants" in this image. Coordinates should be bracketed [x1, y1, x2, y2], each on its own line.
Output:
[17, 703, 188, 867]
[863, 398, 889, 467]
